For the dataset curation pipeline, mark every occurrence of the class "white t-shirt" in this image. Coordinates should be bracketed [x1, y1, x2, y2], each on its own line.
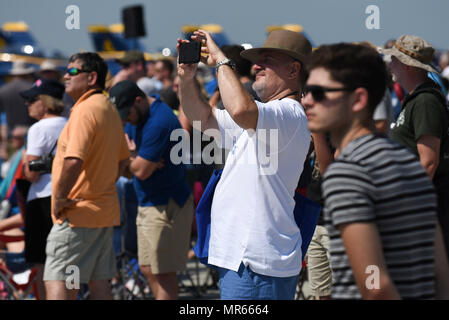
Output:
[26, 116, 67, 202]
[209, 98, 310, 277]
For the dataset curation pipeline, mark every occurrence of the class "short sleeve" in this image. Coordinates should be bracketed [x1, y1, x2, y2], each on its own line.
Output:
[412, 94, 446, 140]
[323, 161, 375, 227]
[215, 108, 244, 149]
[256, 99, 308, 149]
[26, 124, 46, 156]
[138, 125, 170, 162]
[64, 107, 96, 161]
[119, 129, 130, 161]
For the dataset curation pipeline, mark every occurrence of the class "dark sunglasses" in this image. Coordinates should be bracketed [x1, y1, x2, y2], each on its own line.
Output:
[65, 67, 89, 76]
[303, 85, 355, 102]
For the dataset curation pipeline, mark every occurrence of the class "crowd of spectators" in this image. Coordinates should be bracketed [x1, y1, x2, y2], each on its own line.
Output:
[1, 29, 449, 300]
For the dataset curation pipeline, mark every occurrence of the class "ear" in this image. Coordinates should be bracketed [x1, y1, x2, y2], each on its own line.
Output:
[134, 96, 146, 110]
[288, 61, 301, 80]
[351, 87, 370, 113]
[135, 96, 143, 104]
[87, 71, 98, 87]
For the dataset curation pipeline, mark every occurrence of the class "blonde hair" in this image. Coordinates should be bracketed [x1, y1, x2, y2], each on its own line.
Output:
[38, 94, 65, 115]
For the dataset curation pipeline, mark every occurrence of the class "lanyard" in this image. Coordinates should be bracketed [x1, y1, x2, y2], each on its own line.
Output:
[278, 90, 299, 100]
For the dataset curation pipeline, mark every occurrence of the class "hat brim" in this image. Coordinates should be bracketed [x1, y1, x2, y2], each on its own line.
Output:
[10, 67, 35, 76]
[39, 68, 61, 73]
[118, 106, 131, 122]
[382, 47, 438, 73]
[115, 58, 129, 65]
[241, 47, 307, 64]
[19, 87, 39, 101]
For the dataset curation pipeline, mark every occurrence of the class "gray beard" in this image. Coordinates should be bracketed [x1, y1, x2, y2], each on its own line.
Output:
[252, 80, 265, 101]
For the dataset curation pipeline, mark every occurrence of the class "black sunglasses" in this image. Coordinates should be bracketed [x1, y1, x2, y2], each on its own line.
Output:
[65, 67, 89, 76]
[303, 85, 355, 102]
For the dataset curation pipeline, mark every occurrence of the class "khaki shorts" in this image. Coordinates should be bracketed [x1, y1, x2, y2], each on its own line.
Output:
[306, 225, 332, 298]
[43, 220, 116, 284]
[137, 195, 194, 274]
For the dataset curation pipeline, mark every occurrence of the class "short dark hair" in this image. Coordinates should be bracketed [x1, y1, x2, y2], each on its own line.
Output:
[69, 52, 108, 90]
[306, 43, 388, 114]
[157, 59, 174, 76]
[298, 60, 308, 88]
[221, 45, 252, 78]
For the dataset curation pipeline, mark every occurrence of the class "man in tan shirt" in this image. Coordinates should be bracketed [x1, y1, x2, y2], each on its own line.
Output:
[43, 52, 130, 300]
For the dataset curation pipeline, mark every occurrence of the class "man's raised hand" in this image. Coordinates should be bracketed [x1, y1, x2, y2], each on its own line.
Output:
[191, 30, 226, 67]
[176, 38, 198, 80]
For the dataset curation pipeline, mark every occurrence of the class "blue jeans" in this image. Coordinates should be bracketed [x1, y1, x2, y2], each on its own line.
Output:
[217, 263, 299, 300]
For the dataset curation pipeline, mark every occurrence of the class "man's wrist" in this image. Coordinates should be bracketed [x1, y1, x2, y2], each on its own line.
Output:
[129, 149, 137, 158]
[214, 52, 227, 64]
[128, 154, 137, 174]
[215, 58, 236, 72]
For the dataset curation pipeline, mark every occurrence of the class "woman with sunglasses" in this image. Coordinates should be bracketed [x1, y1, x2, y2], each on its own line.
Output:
[19, 79, 67, 299]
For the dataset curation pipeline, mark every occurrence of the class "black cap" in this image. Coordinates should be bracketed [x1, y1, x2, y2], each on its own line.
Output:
[20, 79, 65, 101]
[109, 80, 146, 121]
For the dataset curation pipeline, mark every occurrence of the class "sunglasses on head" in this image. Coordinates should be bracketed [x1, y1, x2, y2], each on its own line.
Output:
[65, 67, 89, 76]
[303, 85, 355, 102]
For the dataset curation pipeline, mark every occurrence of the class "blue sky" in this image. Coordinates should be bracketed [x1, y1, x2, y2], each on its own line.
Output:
[1, 0, 448, 57]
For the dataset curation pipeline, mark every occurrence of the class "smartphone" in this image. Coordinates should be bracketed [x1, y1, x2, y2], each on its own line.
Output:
[179, 42, 201, 64]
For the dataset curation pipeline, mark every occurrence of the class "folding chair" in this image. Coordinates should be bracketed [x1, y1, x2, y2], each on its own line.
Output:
[112, 177, 152, 300]
[113, 251, 152, 300]
[0, 177, 39, 300]
[0, 234, 39, 300]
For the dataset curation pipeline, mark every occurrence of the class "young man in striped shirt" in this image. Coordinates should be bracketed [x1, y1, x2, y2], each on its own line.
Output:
[302, 43, 438, 299]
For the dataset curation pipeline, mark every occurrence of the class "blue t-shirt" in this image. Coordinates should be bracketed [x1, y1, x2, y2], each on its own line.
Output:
[125, 95, 191, 207]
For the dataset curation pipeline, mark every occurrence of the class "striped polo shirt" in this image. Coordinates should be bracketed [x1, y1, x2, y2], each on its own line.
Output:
[323, 134, 437, 299]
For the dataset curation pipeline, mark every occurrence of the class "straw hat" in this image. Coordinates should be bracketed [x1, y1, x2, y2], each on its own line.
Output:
[10, 60, 35, 76]
[240, 29, 312, 64]
[382, 35, 438, 73]
[39, 60, 60, 72]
